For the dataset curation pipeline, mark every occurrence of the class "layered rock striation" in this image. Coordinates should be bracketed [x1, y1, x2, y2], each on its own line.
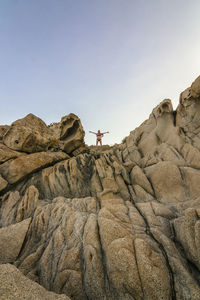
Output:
[1, 76, 200, 299]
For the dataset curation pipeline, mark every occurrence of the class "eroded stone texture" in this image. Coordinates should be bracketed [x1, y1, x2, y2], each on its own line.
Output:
[176, 75, 200, 150]
[0, 142, 24, 164]
[60, 113, 85, 154]
[0, 218, 31, 263]
[0, 175, 8, 192]
[0, 264, 70, 300]
[0, 151, 68, 185]
[3, 114, 53, 153]
[0, 126, 9, 140]
[1, 75, 200, 299]
[2, 113, 85, 155]
[145, 161, 186, 203]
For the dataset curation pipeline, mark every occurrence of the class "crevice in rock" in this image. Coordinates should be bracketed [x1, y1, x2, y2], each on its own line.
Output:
[125, 204, 145, 299]
[49, 233, 56, 291]
[122, 283, 137, 300]
[93, 165, 104, 193]
[170, 147, 184, 160]
[0, 157, 17, 165]
[173, 111, 177, 126]
[0, 172, 8, 183]
[0, 194, 21, 227]
[183, 165, 200, 171]
[178, 167, 190, 199]
[80, 216, 89, 300]
[62, 163, 73, 198]
[94, 159, 118, 299]
[135, 205, 177, 300]
[112, 148, 123, 164]
[111, 163, 146, 299]
[96, 216, 113, 300]
[15, 218, 32, 261]
[135, 132, 144, 147]
[155, 133, 162, 145]
[137, 147, 144, 159]
[187, 260, 200, 287]
[143, 169, 156, 198]
[152, 111, 158, 125]
[171, 222, 200, 288]
[75, 154, 95, 196]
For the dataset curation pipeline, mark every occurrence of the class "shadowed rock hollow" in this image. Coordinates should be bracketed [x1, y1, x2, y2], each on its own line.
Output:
[1, 76, 200, 300]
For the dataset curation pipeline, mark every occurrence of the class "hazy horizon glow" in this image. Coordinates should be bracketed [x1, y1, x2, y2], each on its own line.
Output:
[0, 0, 200, 145]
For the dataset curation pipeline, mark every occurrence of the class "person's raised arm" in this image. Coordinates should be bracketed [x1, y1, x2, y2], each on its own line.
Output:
[89, 131, 97, 135]
[102, 131, 109, 134]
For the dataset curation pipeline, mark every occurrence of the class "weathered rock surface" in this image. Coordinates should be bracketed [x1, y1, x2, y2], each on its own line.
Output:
[0, 176, 8, 192]
[0, 264, 70, 300]
[0, 151, 68, 186]
[2, 113, 85, 155]
[60, 113, 85, 154]
[1, 75, 200, 299]
[0, 218, 31, 263]
[3, 113, 53, 153]
[0, 142, 24, 164]
[0, 125, 9, 140]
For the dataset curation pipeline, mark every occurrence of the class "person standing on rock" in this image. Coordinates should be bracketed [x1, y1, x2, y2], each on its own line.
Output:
[89, 130, 109, 146]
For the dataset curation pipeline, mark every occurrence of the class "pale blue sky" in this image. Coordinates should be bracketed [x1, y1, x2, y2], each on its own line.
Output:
[0, 0, 200, 145]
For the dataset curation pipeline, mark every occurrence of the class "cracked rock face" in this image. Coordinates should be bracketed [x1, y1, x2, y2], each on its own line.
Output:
[1, 76, 200, 299]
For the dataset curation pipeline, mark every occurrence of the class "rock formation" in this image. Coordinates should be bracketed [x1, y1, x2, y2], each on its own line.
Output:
[1, 76, 200, 299]
[3, 113, 85, 154]
[0, 264, 70, 300]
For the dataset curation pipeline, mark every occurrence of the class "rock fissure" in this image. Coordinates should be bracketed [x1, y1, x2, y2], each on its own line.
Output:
[96, 216, 113, 300]
[171, 221, 200, 288]
[79, 217, 89, 300]
[125, 203, 145, 299]
[135, 204, 177, 300]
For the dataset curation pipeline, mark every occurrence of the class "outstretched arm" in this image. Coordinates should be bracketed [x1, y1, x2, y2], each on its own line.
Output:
[89, 131, 97, 135]
[102, 131, 109, 134]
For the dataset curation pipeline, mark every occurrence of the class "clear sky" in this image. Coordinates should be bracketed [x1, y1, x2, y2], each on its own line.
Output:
[0, 0, 200, 145]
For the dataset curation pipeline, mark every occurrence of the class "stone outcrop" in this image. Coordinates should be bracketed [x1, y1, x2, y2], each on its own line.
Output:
[0, 75, 200, 299]
[60, 113, 85, 154]
[0, 143, 24, 164]
[3, 113, 85, 155]
[0, 264, 70, 300]
[0, 218, 31, 263]
[0, 151, 68, 185]
[3, 113, 53, 153]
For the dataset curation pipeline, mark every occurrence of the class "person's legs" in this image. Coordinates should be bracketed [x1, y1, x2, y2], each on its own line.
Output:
[96, 138, 102, 146]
